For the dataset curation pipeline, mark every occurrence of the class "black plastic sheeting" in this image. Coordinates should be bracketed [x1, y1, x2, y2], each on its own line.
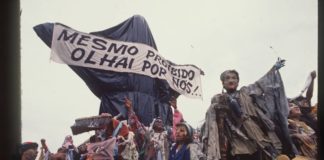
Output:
[33, 15, 180, 126]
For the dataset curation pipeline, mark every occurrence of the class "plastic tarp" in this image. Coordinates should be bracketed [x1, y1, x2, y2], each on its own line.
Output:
[33, 15, 179, 126]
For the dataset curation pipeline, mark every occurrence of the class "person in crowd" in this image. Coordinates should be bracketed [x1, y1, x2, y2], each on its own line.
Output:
[38, 138, 51, 160]
[62, 135, 74, 149]
[144, 117, 169, 160]
[118, 131, 139, 160]
[110, 98, 139, 160]
[192, 128, 201, 144]
[102, 112, 134, 160]
[19, 142, 39, 160]
[124, 97, 149, 160]
[188, 128, 206, 160]
[69, 112, 130, 160]
[77, 142, 88, 160]
[79, 134, 102, 160]
[169, 121, 193, 160]
[61, 135, 79, 160]
[169, 97, 205, 160]
[288, 103, 317, 159]
[289, 71, 317, 133]
[202, 58, 297, 160]
[169, 96, 184, 142]
[86, 135, 116, 160]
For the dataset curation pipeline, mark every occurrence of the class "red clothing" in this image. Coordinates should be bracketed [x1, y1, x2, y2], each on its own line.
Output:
[127, 110, 143, 132]
[172, 109, 183, 139]
[111, 119, 129, 138]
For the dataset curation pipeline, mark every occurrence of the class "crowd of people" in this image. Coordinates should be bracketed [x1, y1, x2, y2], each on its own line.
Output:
[18, 60, 318, 160]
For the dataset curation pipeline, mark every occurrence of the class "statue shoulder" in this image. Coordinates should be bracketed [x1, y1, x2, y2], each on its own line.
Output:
[211, 94, 222, 103]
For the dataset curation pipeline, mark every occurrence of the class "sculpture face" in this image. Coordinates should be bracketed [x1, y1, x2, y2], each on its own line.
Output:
[222, 72, 239, 92]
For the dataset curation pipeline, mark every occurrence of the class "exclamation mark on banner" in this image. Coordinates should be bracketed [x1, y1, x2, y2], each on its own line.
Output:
[192, 86, 199, 96]
[193, 86, 199, 93]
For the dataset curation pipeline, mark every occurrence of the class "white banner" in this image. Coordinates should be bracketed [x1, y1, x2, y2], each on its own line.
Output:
[51, 24, 203, 98]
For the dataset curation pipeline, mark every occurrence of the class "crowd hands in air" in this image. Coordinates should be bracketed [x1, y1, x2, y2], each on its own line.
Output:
[18, 59, 317, 160]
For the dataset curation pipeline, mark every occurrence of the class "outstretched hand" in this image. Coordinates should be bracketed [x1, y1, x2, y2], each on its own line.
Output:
[274, 57, 286, 70]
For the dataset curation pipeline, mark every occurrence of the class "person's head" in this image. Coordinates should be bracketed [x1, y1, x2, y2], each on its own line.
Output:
[19, 142, 38, 160]
[175, 122, 193, 144]
[77, 144, 88, 154]
[192, 128, 201, 142]
[152, 117, 164, 132]
[220, 70, 239, 93]
[62, 135, 74, 149]
[40, 139, 46, 145]
[89, 135, 101, 143]
[290, 96, 312, 115]
[64, 135, 73, 143]
[289, 103, 301, 118]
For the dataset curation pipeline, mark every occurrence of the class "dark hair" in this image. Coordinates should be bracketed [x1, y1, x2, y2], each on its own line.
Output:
[290, 96, 310, 108]
[19, 142, 38, 155]
[89, 135, 97, 143]
[220, 70, 239, 82]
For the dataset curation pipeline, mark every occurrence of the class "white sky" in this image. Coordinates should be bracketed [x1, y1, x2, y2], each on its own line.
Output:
[21, 0, 317, 152]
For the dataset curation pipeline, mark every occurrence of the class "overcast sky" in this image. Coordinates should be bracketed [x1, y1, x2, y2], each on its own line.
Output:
[21, 0, 317, 151]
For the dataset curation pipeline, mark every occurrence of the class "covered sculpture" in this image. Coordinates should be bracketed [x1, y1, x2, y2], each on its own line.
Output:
[33, 15, 190, 126]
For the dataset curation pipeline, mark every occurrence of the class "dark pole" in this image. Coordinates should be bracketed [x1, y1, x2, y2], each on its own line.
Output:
[0, 0, 21, 159]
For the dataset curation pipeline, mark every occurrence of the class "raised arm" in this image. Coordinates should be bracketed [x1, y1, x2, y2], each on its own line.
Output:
[124, 97, 146, 132]
[290, 70, 317, 104]
[305, 71, 316, 103]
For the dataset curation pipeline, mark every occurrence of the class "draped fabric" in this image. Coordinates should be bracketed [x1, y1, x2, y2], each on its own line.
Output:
[248, 68, 298, 157]
[202, 67, 297, 159]
[33, 15, 178, 126]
